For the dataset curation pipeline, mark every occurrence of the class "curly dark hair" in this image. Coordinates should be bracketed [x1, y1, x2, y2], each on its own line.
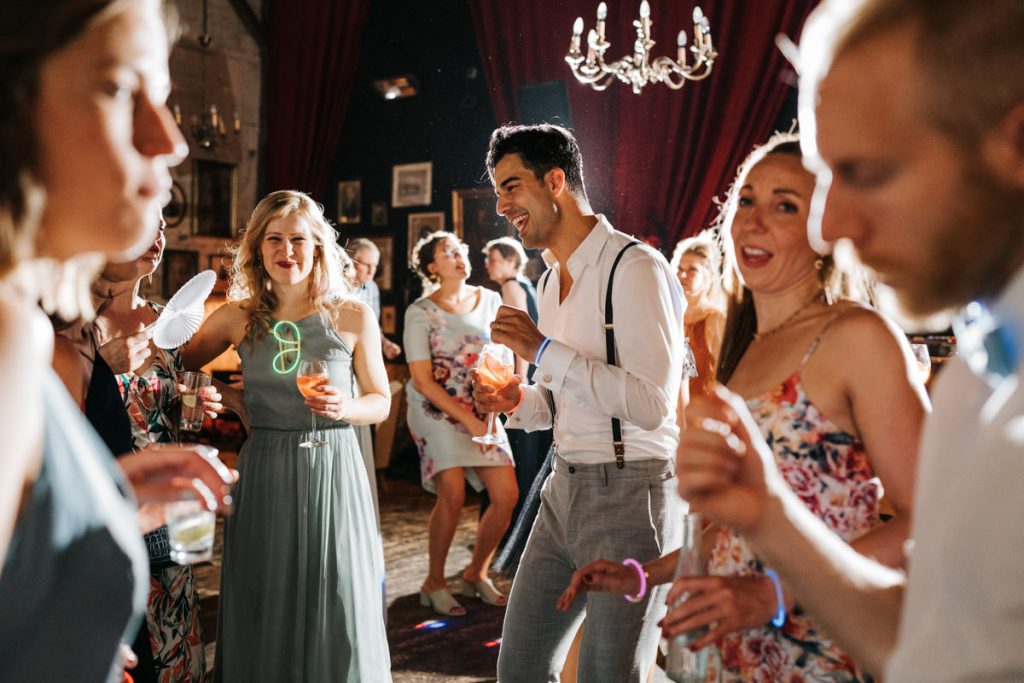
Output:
[486, 123, 588, 201]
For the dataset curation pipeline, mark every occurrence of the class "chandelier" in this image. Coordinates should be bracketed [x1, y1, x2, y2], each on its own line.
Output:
[566, 1, 717, 94]
[170, 0, 240, 150]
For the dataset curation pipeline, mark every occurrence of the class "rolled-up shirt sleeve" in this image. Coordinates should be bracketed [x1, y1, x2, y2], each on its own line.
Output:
[533, 256, 683, 431]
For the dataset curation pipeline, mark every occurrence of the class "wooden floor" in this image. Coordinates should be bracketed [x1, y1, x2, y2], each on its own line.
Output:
[196, 466, 672, 681]
[196, 470, 508, 682]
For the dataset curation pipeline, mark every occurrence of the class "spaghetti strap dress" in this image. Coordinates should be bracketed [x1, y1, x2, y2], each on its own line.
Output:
[708, 318, 881, 682]
[213, 313, 391, 682]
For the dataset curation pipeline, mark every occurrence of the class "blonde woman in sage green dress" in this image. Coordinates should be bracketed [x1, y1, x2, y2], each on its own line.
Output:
[183, 190, 393, 682]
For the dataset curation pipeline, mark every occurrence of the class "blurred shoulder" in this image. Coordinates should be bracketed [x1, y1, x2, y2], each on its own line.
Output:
[0, 296, 51, 368]
[329, 297, 375, 328]
[821, 300, 908, 359]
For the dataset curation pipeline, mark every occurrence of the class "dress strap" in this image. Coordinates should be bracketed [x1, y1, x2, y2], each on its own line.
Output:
[798, 306, 854, 370]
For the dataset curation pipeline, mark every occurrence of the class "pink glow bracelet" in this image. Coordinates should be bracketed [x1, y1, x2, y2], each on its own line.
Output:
[622, 558, 647, 603]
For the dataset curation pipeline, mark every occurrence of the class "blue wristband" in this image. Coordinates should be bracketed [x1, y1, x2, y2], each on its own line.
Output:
[534, 337, 553, 367]
[764, 568, 787, 628]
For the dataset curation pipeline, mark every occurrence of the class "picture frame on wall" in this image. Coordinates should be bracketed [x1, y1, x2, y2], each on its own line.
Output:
[163, 249, 200, 299]
[392, 162, 432, 208]
[407, 211, 446, 258]
[337, 180, 361, 224]
[371, 201, 388, 227]
[380, 305, 397, 335]
[192, 160, 236, 237]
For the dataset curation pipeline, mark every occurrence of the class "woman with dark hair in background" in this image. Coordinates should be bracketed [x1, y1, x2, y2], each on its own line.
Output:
[0, 2, 235, 680]
[94, 214, 225, 682]
[405, 231, 518, 616]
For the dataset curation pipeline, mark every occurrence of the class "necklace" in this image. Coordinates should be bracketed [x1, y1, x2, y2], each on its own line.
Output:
[753, 290, 824, 341]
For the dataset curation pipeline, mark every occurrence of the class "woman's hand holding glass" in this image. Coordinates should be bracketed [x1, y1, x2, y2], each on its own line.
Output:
[117, 443, 237, 527]
[301, 382, 347, 422]
[660, 575, 783, 648]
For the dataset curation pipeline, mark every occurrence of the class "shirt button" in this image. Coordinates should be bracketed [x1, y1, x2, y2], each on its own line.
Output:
[543, 374, 553, 383]
[568, 466, 576, 474]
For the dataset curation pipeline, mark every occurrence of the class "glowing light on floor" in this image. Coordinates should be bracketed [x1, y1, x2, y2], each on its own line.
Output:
[414, 620, 448, 630]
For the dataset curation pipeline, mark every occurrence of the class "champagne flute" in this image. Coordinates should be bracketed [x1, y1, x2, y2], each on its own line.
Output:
[472, 343, 515, 446]
[911, 343, 931, 384]
[296, 358, 329, 449]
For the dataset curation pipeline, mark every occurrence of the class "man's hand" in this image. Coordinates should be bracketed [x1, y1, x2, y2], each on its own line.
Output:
[98, 323, 152, 375]
[676, 386, 786, 536]
[472, 369, 522, 415]
[490, 305, 545, 364]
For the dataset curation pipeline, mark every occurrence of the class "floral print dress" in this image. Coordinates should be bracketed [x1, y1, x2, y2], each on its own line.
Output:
[708, 332, 882, 683]
[403, 289, 514, 494]
[110, 302, 206, 683]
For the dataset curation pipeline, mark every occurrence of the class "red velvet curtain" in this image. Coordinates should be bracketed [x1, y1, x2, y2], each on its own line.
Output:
[469, 0, 815, 247]
[265, 0, 369, 197]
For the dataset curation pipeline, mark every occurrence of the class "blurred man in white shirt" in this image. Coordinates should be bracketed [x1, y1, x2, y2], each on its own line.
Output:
[674, 1, 1024, 680]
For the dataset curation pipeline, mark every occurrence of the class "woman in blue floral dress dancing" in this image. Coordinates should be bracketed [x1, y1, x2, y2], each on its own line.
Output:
[404, 231, 518, 617]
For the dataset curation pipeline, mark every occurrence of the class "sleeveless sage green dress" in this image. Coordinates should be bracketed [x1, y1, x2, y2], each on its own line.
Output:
[214, 313, 391, 682]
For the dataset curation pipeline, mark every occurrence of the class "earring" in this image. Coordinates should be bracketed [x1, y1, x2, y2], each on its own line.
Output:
[814, 258, 824, 271]
[428, 272, 439, 284]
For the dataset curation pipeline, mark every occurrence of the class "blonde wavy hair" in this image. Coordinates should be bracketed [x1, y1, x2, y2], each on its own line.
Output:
[669, 231, 726, 312]
[229, 190, 356, 341]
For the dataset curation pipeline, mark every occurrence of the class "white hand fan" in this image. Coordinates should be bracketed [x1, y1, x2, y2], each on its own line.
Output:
[149, 269, 217, 349]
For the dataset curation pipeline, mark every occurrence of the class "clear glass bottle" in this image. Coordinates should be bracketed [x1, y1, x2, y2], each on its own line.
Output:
[664, 512, 721, 683]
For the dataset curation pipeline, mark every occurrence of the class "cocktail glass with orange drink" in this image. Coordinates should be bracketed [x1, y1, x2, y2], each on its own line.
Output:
[472, 343, 515, 446]
[297, 358, 330, 449]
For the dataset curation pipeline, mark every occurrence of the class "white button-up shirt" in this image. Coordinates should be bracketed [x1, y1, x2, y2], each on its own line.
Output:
[887, 267, 1024, 682]
[506, 216, 685, 465]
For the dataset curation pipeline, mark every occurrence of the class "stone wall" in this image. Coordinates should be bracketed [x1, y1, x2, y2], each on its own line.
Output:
[143, 0, 263, 302]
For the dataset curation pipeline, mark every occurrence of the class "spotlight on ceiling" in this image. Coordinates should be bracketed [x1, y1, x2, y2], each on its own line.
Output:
[374, 75, 419, 100]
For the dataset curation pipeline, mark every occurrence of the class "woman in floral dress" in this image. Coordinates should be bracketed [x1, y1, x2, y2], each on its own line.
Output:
[404, 231, 518, 617]
[93, 217, 213, 683]
[558, 134, 929, 681]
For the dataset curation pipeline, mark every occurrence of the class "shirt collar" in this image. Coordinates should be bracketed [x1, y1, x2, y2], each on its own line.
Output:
[954, 267, 1024, 386]
[565, 215, 614, 278]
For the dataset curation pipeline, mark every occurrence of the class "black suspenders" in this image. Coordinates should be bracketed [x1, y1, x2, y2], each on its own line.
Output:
[539, 240, 642, 469]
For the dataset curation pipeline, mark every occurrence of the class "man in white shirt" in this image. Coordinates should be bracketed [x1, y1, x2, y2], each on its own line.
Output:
[674, 1, 1024, 681]
[477, 124, 686, 682]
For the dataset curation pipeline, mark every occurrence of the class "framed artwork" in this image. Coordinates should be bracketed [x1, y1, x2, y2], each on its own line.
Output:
[391, 161, 432, 207]
[407, 211, 446, 259]
[380, 305, 397, 335]
[367, 236, 394, 292]
[192, 160, 236, 237]
[209, 252, 233, 294]
[452, 187, 521, 286]
[164, 179, 187, 228]
[371, 201, 388, 227]
[163, 249, 200, 299]
[337, 180, 361, 224]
